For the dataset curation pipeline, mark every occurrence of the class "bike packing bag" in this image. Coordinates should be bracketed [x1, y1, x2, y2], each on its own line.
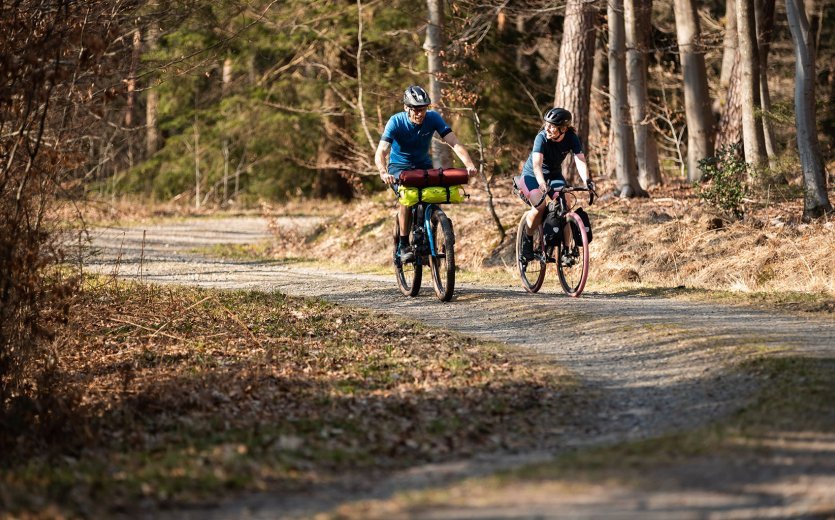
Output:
[572, 207, 593, 243]
[397, 185, 467, 206]
[542, 210, 561, 247]
[399, 168, 469, 188]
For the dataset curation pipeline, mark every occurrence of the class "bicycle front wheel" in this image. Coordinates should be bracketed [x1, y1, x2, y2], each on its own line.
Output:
[429, 208, 455, 302]
[393, 218, 421, 297]
[557, 212, 590, 297]
[516, 213, 546, 293]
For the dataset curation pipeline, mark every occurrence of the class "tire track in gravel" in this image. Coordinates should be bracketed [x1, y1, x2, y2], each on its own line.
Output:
[85, 217, 835, 519]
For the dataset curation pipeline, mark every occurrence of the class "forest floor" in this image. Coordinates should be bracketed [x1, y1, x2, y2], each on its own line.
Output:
[4, 181, 835, 519]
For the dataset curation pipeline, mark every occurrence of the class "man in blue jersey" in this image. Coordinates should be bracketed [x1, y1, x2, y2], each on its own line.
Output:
[375, 85, 477, 263]
[519, 107, 595, 260]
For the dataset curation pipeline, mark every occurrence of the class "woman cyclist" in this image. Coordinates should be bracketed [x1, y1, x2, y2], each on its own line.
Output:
[519, 107, 595, 260]
[375, 85, 477, 263]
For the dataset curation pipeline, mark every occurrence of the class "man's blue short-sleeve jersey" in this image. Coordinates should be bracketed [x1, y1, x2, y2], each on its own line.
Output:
[381, 111, 452, 172]
[522, 129, 583, 183]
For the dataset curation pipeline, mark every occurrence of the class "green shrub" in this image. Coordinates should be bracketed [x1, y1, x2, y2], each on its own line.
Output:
[696, 144, 748, 220]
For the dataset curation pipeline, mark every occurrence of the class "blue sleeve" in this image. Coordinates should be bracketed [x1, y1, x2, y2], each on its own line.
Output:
[381, 116, 397, 143]
[531, 132, 547, 154]
[429, 112, 452, 138]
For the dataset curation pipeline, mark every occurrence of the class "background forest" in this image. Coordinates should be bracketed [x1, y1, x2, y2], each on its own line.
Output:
[18, 0, 832, 210]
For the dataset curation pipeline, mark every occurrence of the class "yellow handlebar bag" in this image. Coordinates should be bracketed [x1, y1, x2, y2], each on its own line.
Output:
[397, 185, 467, 206]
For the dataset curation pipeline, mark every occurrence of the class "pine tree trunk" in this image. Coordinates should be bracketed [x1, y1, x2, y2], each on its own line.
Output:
[715, 53, 743, 152]
[737, 0, 766, 167]
[554, 0, 598, 182]
[590, 29, 610, 180]
[424, 0, 452, 168]
[786, 0, 832, 219]
[314, 41, 354, 200]
[145, 0, 160, 159]
[717, 0, 737, 118]
[609, 0, 643, 196]
[673, 0, 714, 181]
[625, 0, 661, 188]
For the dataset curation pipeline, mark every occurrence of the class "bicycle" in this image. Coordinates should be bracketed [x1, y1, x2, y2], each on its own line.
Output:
[392, 188, 456, 302]
[515, 185, 595, 297]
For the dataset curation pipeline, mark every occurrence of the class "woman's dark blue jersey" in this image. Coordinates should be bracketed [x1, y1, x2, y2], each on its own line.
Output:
[381, 111, 452, 174]
[521, 128, 583, 183]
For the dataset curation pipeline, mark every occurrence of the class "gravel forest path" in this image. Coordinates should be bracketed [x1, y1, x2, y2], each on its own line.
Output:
[86, 217, 835, 519]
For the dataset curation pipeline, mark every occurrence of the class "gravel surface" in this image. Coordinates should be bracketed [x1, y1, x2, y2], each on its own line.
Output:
[86, 217, 835, 520]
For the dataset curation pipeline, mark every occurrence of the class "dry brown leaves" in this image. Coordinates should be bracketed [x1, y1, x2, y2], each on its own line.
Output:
[1, 280, 577, 516]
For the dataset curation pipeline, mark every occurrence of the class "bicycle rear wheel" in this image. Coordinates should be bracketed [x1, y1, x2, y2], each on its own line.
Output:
[557, 212, 590, 297]
[393, 218, 421, 297]
[516, 214, 546, 293]
[429, 208, 455, 301]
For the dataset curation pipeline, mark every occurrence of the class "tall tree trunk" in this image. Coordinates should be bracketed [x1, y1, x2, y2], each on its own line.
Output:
[554, 0, 598, 182]
[756, 0, 778, 160]
[786, 0, 832, 219]
[717, 0, 737, 116]
[737, 0, 766, 167]
[673, 0, 714, 181]
[715, 53, 743, 151]
[125, 28, 141, 128]
[625, 0, 661, 188]
[590, 28, 610, 180]
[609, 0, 644, 196]
[314, 41, 354, 200]
[425, 0, 452, 168]
[145, 0, 160, 159]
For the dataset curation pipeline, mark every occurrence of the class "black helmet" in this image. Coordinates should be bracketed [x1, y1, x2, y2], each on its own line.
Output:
[402, 85, 431, 107]
[544, 107, 572, 126]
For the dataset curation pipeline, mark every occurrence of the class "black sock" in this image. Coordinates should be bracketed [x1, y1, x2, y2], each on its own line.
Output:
[399, 235, 409, 248]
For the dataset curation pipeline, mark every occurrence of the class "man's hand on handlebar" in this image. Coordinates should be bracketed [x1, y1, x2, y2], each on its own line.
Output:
[380, 172, 396, 185]
[466, 166, 478, 178]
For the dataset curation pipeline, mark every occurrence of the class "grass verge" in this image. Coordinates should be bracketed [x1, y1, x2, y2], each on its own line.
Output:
[0, 279, 580, 518]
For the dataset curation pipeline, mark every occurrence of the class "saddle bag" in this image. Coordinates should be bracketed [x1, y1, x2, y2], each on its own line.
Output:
[399, 168, 469, 188]
[397, 185, 467, 206]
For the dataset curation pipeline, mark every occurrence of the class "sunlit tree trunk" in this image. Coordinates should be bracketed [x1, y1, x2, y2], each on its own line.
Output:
[673, 0, 714, 181]
[786, 0, 832, 219]
[737, 0, 766, 167]
[554, 0, 598, 182]
[425, 0, 452, 168]
[717, 0, 737, 119]
[609, 0, 644, 196]
[715, 54, 743, 152]
[625, 0, 661, 188]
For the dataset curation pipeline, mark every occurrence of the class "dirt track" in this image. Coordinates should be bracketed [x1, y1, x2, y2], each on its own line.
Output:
[86, 216, 835, 519]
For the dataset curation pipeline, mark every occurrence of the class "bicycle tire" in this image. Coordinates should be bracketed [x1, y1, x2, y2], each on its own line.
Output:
[516, 214, 546, 293]
[393, 218, 421, 297]
[557, 212, 590, 297]
[429, 209, 455, 301]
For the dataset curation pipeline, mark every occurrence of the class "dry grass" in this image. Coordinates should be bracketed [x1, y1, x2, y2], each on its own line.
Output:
[262, 178, 835, 298]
